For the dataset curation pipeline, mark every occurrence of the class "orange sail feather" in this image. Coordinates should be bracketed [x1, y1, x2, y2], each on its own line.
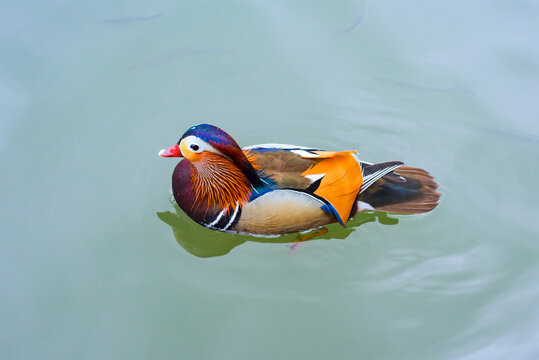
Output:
[301, 151, 363, 225]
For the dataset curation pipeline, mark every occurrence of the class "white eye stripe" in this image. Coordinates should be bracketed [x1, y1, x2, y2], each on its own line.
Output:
[181, 135, 222, 155]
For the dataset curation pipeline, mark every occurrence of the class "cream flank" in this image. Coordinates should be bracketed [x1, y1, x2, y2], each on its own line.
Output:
[233, 189, 335, 235]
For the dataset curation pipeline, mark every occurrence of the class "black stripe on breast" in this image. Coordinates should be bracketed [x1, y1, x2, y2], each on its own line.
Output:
[204, 205, 243, 232]
[224, 207, 242, 231]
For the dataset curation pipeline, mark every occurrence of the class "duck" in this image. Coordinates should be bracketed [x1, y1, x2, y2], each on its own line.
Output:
[159, 124, 440, 236]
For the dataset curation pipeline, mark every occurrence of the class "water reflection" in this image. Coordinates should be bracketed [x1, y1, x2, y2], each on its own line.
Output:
[157, 201, 399, 258]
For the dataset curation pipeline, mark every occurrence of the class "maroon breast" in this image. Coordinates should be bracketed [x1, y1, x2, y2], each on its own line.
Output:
[172, 160, 239, 230]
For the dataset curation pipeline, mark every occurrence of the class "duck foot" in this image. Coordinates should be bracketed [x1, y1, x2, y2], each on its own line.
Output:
[286, 227, 329, 254]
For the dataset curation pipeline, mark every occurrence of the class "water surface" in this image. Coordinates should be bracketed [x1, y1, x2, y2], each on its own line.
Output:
[1, 1, 538, 359]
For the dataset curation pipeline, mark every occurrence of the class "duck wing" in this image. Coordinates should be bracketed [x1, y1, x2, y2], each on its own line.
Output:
[243, 144, 363, 225]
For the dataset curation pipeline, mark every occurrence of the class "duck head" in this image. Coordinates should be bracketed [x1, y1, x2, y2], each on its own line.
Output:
[159, 124, 266, 212]
[159, 124, 263, 185]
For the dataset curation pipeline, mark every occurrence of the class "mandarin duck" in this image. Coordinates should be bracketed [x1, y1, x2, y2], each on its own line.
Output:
[159, 124, 440, 236]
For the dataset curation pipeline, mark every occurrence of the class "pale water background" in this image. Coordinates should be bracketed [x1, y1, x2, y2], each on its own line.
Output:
[1, 1, 538, 359]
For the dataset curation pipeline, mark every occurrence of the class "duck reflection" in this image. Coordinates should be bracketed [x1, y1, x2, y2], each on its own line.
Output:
[157, 201, 399, 258]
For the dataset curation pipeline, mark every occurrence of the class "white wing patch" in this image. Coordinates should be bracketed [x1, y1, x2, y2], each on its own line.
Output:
[242, 143, 319, 150]
[304, 173, 325, 182]
[291, 149, 321, 158]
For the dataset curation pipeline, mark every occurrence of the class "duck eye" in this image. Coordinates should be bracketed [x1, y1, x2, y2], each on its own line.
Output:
[190, 144, 200, 151]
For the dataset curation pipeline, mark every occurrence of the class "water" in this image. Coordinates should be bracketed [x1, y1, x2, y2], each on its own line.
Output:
[1, 1, 538, 359]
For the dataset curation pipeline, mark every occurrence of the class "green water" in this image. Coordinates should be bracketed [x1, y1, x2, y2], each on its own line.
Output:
[1, 1, 538, 359]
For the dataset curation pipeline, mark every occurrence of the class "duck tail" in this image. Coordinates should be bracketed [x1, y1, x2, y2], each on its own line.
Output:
[358, 165, 440, 214]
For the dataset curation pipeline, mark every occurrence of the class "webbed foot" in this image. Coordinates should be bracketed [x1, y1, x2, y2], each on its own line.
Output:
[286, 227, 329, 254]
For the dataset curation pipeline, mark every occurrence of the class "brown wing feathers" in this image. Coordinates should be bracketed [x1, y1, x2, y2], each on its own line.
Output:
[246, 149, 440, 217]
[359, 166, 440, 214]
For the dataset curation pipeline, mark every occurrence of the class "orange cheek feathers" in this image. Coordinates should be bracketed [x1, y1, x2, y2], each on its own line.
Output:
[179, 142, 202, 162]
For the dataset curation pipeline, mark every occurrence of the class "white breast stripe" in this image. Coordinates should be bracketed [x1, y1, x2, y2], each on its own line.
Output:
[207, 210, 225, 227]
[222, 202, 240, 231]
